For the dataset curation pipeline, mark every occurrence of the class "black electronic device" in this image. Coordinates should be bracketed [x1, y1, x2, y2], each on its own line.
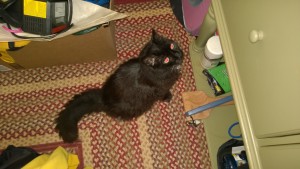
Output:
[0, 0, 72, 36]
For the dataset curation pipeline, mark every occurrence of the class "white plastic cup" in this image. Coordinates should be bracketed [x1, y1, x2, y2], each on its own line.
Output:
[201, 35, 223, 69]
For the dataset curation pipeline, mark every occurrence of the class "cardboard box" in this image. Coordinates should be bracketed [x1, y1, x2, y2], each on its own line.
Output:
[0, 0, 117, 70]
[0, 22, 117, 70]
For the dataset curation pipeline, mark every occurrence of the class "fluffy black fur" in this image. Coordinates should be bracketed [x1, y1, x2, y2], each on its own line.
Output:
[55, 30, 184, 142]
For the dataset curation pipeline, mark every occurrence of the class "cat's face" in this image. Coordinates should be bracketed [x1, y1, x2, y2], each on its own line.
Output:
[139, 30, 184, 72]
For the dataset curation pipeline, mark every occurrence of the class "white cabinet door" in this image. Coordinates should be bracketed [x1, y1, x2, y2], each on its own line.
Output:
[260, 144, 300, 169]
[219, 0, 300, 138]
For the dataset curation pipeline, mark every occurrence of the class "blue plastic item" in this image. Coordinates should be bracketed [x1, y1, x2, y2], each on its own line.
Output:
[84, 0, 109, 7]
[228, 122, 242, 139]
[185, 95, 233, 116]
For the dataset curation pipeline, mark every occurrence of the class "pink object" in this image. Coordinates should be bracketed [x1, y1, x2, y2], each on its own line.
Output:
[164, 57, 170, 64]
[2, 26, 23, 33]
[182, 0, 211, 36]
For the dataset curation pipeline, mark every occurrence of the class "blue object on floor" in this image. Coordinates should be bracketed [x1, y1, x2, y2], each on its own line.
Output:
[185, 95, 233, 116]
[85, 0, 110, 7]
[228, 122, 242, 139]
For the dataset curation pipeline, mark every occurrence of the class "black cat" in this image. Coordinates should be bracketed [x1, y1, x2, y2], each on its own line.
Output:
[55, 30, 184, 142]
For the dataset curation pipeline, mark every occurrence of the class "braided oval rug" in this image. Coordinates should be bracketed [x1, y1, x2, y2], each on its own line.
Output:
[0, 1, 211, 168]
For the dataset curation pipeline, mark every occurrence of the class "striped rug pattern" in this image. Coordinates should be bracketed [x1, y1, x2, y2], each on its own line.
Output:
[0, 1, 211, 168]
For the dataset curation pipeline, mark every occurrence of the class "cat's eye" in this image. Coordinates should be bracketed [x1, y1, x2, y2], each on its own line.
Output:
[170, 43, 175, 50]
[163, 57, 170, 64]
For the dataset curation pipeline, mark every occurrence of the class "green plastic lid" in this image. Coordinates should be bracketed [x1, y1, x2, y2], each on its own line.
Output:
[207, 64, 231, 93]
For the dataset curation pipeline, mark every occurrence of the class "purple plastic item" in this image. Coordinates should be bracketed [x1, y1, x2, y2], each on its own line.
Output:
[182, 0, 211, 36]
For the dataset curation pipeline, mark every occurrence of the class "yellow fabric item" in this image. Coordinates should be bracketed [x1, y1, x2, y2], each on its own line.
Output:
[0, 41, 30, 50]
[0, 41, 30, 64]
[84, 167, 93, 169]
[0, 51, 15, 63]
[22, 146, 79, 169]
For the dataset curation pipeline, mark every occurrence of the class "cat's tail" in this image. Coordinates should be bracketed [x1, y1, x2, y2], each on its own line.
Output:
[55, 88, 103, 143]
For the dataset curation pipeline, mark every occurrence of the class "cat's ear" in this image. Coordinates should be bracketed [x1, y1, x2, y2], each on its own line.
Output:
[151, 29, 161, 43]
